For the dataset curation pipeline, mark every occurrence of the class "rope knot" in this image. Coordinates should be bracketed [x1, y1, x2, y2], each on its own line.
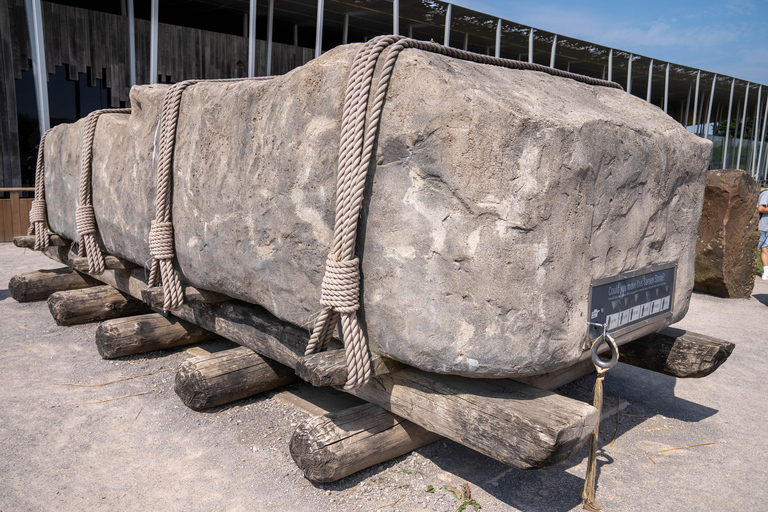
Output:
[76, 204, 97, 235]
[149, 221, 175, 260]
[29, 200, 47, 224]
[320, 257, 360, 313]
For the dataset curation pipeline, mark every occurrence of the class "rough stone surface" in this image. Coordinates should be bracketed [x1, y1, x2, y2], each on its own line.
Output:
[41, 43, 712, 378]
[694, 169, 759, 298]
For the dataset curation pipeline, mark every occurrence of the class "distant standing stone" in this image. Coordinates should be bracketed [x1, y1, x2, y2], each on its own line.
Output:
[694, 169, 760, 298]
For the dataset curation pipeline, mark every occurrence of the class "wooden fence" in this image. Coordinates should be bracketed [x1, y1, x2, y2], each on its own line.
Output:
[0, 188, 33, 242]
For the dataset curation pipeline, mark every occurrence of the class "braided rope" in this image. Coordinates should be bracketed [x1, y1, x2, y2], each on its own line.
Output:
[28, 129, 54, 251]
[77, 108, 131, 274]
[307, 37, 622, 390]
[148, 77, 273, 311]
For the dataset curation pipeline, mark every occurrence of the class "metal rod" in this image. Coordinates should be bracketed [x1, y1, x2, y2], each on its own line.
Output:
[723, 79, 735, 167]
[150, 0, 158, 83]
[693, 70, 700, 130]
[315, 0, 324, 59]
[751, 86, 762, 175]
[607, 49, 613, 82]
[528, 28, 534, 63]
[737, 83, 750, 170]
[495, 18, 501, 58]
[463, 32, 468, 51]
[444, 4, 452, 46]
[663, 63, 669, 113]
[127, 0, 136, 86]
[705, 74, 717, 140]
[266, 0, 274, 76]
[343, 14, 349, 44]
[24, 0, 50, 133]
[646, 59, 653, 103]
[247, 0, 257, 76]
[758, 98, 768, 181]
[684, 82, 691, 127]
[393, 0, 399, 36]
[550, 34, 557, 68]
[627, 54, 632, 95]
[294, 24, 298, 47]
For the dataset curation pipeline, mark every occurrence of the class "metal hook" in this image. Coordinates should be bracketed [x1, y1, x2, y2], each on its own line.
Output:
[591, 331, 619, 370]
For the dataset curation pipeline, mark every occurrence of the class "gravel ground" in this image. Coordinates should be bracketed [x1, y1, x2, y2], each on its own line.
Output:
[1, 242, 766, 511]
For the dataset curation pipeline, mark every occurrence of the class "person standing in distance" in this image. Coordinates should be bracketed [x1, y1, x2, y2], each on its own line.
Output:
[759, 187, 768, 280]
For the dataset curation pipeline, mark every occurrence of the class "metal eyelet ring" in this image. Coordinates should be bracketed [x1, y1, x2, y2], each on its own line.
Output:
[591, 332, 619, 370]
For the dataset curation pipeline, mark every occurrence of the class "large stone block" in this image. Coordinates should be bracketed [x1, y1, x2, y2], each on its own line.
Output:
[694, 169, 759, 298]
[41, 43, 712, 378]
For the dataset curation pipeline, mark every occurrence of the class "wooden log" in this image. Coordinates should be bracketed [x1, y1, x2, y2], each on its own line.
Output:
[295, 349, 403, 387]
[290, 403, 442, 483]
[8, 267, 100, 302]
[348, 369, 599, 469]
[617, 327, 735, 378]
[95, 312, 218, 359]
[13, 234, 69, 248]
[175, 346, 297, 410]
[68, 255, 138, 272]
[40, 249, 598, 469]
[47, 285, 152, 326]
[141, 285, 229, 307]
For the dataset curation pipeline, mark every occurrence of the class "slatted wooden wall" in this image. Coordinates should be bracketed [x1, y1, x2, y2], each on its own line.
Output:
[0, 189, 33, 242]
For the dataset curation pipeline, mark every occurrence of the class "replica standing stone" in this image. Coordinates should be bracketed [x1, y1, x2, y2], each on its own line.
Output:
[39, 43, 712, 379]
[694, 170, 759, 298]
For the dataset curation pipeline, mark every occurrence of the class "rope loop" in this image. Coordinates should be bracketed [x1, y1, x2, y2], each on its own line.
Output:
[75, 204, 97, 235]
[149, 221, 175, 260]
[320, 257, 360, 313]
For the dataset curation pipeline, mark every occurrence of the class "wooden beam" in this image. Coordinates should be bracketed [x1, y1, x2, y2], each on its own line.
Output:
[47, 285, 152, 326]
[175, 346, 298, 410]
[290, 403, 441, 483]
[141, 285, 229, 308]
[13, 234, 68, 248]
[617, 327, 735, 378]
[295, 349, 403, 387]
[68, 255, 139, 272]
[8, 267, 100, 302]
[95, 312, 218, 359]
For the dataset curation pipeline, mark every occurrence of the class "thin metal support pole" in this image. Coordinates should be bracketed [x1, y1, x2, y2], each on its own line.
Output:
[247, 0, 257, 76]
[444, 4, 452, 46]
[751, 86, 762, 175]
[150, 0, 158, 83]
[393, 0, 399, 35]
[692, 70, 700, 130]
[737, 83, 750, 170]
[549, 34, 557, 68]
[315, 0, 324, 59]
[646, 59, 653, 103]
[684, 83, 691, 127]
[528, 28, 534, 63]
[663, 63, 669, 113]
[627, 54, 633, 95]
[724, 79, 735, 168]
[463, 32, 468, 51]
[266, 0, 274, 76]
[607, 49, 613, 82]
[342, 14, 348, 44]
[758, 99, 768, 181]
[128, 0, 136, 86]
[705, 74, 717, 140]
[24, 0, 49, 133]
[495, 18, 501, 58]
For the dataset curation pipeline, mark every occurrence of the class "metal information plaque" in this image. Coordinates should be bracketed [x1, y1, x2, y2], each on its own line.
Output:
[587, 263, 677, 342]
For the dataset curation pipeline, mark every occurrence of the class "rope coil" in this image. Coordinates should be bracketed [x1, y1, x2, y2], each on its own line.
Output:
[28, 129, 53, 251]
[77, 108, 132, 274]
[306, 36, 622, 390]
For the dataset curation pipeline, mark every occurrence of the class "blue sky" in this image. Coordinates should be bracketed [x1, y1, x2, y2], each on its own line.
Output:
[455, 0, 768, 84]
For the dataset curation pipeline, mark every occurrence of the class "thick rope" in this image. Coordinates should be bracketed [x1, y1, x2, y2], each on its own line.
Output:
[148, 77, 273, 311]
[28, 129, 54, 251]
[582, 366, 608, 511]
[306, 36, 622, 390]
[77, 108, 131, 274]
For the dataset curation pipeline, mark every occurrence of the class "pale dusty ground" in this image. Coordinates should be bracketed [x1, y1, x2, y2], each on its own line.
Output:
[1, 242, 766, 512]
